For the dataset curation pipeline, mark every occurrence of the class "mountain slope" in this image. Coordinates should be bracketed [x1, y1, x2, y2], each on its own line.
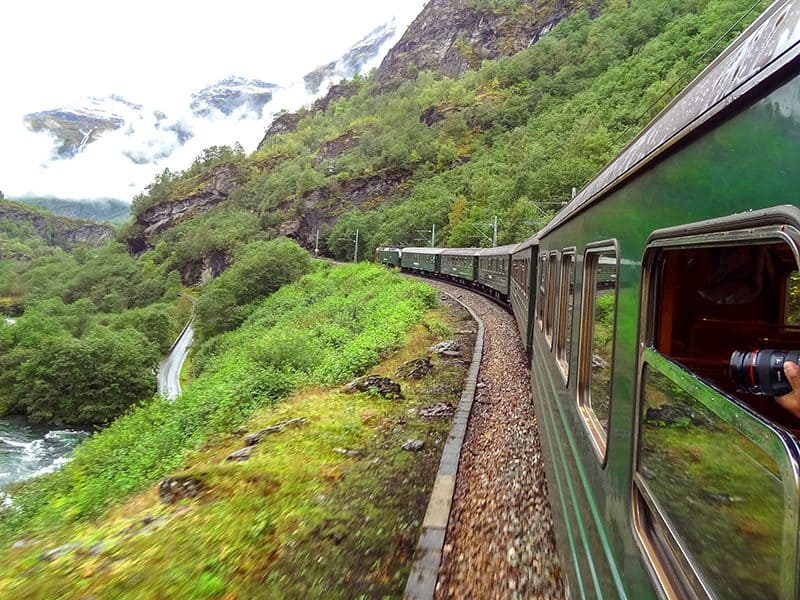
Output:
[374, 0, 587, 89]
[122, 0, 769, 281]
[0, 200, 115, 260]
[14, 197, 130, 224]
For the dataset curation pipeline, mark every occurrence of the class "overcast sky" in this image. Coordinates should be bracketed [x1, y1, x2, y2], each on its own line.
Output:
[4, 1, 425, 111]
[1, 0, 427, 200]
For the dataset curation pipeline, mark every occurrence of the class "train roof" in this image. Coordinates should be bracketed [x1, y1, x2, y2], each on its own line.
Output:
[478, 244, 518, 256]
[512, 234, 539, 255]
[402, 247, 446, 255]
[538, 0, 800, 237]
[441, 247, 483, 257]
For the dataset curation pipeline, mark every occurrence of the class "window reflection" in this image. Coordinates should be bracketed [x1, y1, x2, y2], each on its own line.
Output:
[557, 253, 575, 378]
[639, 366, 785, 599]
[587, 251, 617, 432]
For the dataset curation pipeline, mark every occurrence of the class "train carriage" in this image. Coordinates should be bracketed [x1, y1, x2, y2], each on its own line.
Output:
[511, 237, 538, 355]
[477, 244, 516, 299]
[400, 247, 444, 274]
[376, 246, 401, 267]
[529, 2, 800, 597]
[440, 248, 481, 283]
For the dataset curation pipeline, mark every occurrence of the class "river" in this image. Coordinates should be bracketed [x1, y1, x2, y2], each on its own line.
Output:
[0, 416, 89, 499]
[0, 314, 190, 497]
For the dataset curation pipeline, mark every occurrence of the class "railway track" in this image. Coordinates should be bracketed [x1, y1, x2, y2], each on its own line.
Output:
[415, 278, 564, 599]
[408, 271, 514, 315]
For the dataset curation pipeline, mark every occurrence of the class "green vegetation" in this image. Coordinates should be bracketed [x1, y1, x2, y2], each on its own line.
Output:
[194, 237, 313, 343]
[0, 294, 466, 599]
[126, 0, 768, 269]
[0, 199, 112, 260]
[12, 197, 130, 224]
[0, 242, 187, 424]
[0, 264, 436, 540]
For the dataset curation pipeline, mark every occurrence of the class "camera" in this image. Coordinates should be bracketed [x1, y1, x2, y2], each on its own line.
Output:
[730, 350, 800, 396]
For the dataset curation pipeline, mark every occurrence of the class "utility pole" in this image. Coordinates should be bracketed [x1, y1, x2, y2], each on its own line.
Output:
[492, 215, 498, 247]
[353, 229, 359, 263]
[315, 230, 320, 256]
[431, 224, 436, 247]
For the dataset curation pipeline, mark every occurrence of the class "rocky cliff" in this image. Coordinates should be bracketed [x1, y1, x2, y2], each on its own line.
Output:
[126, 163, 240, 255]
[126, 0, 596, 271]
[0, 200, 115, 258]
[374, 0, 584, 89]
[277, 169, 412, 248]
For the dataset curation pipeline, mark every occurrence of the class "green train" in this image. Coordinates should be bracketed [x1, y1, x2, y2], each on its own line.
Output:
[387, 1, 800, 596]
[521, 1, 800, 595]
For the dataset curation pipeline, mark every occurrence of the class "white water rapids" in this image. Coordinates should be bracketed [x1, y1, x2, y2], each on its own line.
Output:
[0, 416, 90, 502]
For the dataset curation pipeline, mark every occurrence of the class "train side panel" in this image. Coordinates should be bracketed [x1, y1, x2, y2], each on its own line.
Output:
[440, 249, 480, 282]
[511, 241, 536, 356]
[531, 67, 800, 598]
[400, 248, 442, 274]
[477, 245, 516, 298]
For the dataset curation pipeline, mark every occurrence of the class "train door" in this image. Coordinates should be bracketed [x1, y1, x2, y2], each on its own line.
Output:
[633, 208, 800, 598]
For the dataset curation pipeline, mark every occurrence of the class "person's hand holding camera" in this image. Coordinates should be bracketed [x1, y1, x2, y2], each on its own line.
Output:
[777, 361, 800, 419]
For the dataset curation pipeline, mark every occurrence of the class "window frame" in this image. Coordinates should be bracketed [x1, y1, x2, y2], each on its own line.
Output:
[536, 252, 548, 331]
[632, 212, 800, 599]
[577, 240, 619, 463]
[556, 248, 577, 384]
[544, 251, 560, 348]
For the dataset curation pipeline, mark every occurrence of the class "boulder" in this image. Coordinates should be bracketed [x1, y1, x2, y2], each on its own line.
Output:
[158, 475, 206, 504]
[402, 439, 425, 452]
[343, 375, 403, 399]
[395, 356, 433, 380]
[226, 447, 254, 462]
[40, 543, 80, 562]
[420, 403, 455, 419]
[429, 340, 460, 354]
[244, 417, 308, 446]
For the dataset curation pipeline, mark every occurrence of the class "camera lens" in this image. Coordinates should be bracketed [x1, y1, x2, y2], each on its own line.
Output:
[730, 349, 800, 396]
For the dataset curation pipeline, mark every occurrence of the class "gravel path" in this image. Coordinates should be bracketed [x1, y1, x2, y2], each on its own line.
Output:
[427, 281, 564, 599]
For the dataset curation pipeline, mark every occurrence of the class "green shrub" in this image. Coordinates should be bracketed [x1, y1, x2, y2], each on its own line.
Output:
[0, 263, 435, 541]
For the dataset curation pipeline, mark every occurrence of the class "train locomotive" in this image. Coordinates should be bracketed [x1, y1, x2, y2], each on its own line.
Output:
[381, 1, 800, 597]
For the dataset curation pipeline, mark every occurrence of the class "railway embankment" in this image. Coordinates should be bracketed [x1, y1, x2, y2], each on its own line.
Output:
[0, 265, 482, 598]
[411, 279, 564, 599]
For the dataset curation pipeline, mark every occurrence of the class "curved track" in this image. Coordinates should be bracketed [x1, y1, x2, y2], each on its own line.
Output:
[417, 278, 564, 598]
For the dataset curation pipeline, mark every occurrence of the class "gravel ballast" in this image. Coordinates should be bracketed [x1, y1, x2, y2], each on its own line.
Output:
[425, 281, 565, 599]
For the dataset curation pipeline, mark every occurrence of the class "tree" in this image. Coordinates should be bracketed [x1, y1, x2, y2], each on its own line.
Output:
[14, 328, 159, 425]
[195, 238, 312, 342]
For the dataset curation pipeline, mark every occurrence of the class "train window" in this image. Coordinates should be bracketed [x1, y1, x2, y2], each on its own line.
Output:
[544, 252, 559, 345]
[635, 352, 798, 599]
[578, 246, 618, 458]
[556, 251, 576, 382]
[536, 253, 547, 330]
[512, 254, 530, 302]
[635, 232, 800, 598]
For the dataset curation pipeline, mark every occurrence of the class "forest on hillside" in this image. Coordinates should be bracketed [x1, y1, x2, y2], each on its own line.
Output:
[0, 0, 768, 424]
[124, 0, 769, 266]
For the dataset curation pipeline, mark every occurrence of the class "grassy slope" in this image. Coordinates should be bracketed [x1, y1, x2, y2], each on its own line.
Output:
[0, 264, 468, 597]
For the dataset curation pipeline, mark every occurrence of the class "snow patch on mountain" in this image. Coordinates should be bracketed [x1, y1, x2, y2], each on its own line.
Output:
[4, 7, 423, 202]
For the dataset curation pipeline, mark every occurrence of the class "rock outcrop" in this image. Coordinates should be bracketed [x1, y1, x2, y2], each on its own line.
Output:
[0, 200, 115, 258]
[277, 168, 411, 249]
[343, 375, 403, 399]
[257, 81, 360, 149]
[178, 250, 230, 287]
[126, 163, 240, 255]
[374, 0, 583, 90]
